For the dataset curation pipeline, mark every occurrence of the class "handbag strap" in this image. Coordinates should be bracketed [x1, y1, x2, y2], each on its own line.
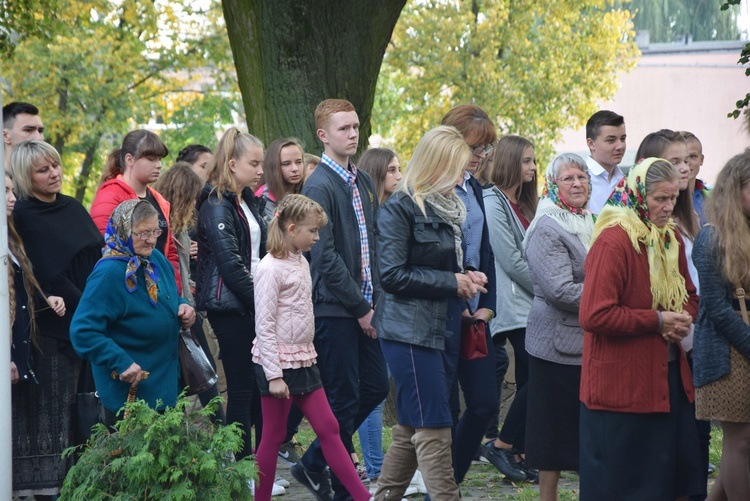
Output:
[735, 287, 749, 326]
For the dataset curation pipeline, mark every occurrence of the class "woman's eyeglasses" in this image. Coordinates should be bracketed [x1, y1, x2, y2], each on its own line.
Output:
[133, 229, 163, 240]
[556, 175, 589, 186]
[468, 144, 494, 156]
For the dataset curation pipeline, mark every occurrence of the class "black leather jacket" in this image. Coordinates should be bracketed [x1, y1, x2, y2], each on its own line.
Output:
[373, 191, 459, 350]
[195, 185, 267, 314]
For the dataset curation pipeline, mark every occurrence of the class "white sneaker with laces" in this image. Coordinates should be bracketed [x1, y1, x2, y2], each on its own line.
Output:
[274, 474, 290, 488]
[248, 479, 286, 496]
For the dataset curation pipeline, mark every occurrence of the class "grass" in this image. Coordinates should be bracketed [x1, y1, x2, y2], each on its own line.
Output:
[280, 417, 725, 498]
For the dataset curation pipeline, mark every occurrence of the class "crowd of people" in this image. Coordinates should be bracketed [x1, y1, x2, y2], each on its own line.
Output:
[4, 96, 750, 501]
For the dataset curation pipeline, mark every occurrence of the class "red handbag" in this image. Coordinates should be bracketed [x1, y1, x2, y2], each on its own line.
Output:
[460, 315, 489, 360]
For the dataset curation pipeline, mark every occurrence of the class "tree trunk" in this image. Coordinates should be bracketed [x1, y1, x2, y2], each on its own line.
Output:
[221, 0, 407, 155]
[75, 135, 101, 202]
[52, 78, 68, 157]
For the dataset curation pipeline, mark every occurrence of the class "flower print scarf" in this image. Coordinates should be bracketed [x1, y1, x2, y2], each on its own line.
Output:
[99, 199, 159, 306]
[525, 167, 594, 251]
[591, 157, 687, 312]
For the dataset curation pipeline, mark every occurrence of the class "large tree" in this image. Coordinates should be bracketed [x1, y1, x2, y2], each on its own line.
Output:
[221, 0, 407, 154]
[1, 0, 241, 204]
[373, 0, 639, 164]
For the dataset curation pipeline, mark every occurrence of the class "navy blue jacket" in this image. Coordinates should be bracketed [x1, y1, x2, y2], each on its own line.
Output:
[464, 176, 497, 314]
[693, 226, 750, 387]
[302, 163, 380, 318]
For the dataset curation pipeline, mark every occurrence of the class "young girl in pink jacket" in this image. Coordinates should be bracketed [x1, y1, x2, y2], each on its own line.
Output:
[252, 194, 372, 501]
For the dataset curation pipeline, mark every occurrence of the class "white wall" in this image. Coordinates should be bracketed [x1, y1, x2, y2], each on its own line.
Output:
[553, 46, 749, 185]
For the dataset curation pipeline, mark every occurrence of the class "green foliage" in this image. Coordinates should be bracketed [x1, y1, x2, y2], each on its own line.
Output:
[0, 0, 61, 57]
[60, 395, 254, 500]
[372, 0, 639, 169]
[1, 0, 241, 204]
[627, 0, 741, 43]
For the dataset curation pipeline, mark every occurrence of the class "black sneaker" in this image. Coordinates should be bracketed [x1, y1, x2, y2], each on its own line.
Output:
[519, 460, 539, 484]
[291, 462, 334, 501]
[278, 440, 303, 466]
[482, 443, 527, 482]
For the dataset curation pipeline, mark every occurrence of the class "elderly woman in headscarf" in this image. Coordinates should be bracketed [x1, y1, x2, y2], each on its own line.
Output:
[71, 200, 196, 420]
[578, 158, 703, 500]
[522, 153, 594, 500]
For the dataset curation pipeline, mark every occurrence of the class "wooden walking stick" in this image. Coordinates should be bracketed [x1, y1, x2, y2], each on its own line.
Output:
[111, 370, 150, 419]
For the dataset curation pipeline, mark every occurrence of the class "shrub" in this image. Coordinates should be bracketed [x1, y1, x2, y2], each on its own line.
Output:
[60, 395, 255, 500]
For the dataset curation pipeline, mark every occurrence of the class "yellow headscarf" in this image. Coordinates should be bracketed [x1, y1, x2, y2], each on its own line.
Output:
[590, 157, 687, 312]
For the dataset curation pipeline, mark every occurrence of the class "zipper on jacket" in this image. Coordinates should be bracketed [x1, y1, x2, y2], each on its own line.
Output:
[234, 197, 254, 270]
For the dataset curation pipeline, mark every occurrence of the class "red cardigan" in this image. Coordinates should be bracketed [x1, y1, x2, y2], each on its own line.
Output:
[579, 226, 698, 413]
[90, 176, 182, 291]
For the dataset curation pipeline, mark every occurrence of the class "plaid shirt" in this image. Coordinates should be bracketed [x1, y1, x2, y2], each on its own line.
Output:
[321, 153, 373, 306]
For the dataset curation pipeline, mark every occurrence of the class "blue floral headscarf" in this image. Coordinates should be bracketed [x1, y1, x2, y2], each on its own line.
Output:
[99, 199, 159, 306]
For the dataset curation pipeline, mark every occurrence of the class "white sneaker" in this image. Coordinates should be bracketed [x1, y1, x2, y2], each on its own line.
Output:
[274, 474, 290, 488]
[368, 482, 409, 500]
[248, 479, 286, 496]
[409, 470, 428, 494]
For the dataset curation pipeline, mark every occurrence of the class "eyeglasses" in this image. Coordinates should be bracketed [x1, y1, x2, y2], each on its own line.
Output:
[133, 229, 163, 241]
[556, 175, 589, 186]
[468, 143, 494, 156]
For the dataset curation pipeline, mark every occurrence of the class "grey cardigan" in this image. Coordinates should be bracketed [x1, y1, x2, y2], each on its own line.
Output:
[524, 217, 587, 365]
[482, 186, 533, 335]
[693, 226, 750, 387]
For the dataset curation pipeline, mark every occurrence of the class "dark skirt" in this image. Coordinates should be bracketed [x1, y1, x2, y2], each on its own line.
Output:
[380, 338, 453, 428]
[255, 364, 322, 396]
[525, 355, 581, 471]
[12, 335, 80, 496]
[579, 361, 704, 501]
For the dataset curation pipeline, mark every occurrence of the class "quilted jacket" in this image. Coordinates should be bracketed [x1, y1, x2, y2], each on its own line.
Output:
[252, 252, 317, 380]
[195, 184, 267, 314]
[524, 216, 587, 365]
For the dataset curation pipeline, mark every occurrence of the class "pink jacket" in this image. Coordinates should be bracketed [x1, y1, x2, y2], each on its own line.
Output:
[252, 252, 317, 381]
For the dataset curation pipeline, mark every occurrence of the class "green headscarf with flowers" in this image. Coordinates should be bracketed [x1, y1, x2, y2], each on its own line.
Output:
[591, 157, 687, 312]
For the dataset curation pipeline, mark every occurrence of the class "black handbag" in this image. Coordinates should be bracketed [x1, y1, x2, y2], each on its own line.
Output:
[73, 361, 104, 444]
[179, 327, 218, 396]
[73, 391, 104, 443]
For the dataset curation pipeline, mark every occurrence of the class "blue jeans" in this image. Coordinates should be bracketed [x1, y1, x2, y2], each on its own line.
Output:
[299, 317, 389, 500]
[358, 399, 384, 479]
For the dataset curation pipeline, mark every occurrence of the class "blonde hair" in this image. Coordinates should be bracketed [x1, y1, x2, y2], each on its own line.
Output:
[266, 194, 328, 259]
[5, 175, 44, 344]
[9, 140, 62, 200]
[207, 127, 264, 200]
[400, 126, 471, 215]
[706, 148, 750, 286]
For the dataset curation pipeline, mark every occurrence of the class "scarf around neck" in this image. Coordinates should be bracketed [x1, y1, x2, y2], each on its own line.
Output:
[525, 169, 594, 250]
[592, 157, 687, 312]
[423, 190, 466, 271]
[99, 199, 159, 306]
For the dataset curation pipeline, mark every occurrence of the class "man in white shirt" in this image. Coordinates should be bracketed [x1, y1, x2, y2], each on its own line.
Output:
[585, 110, 626, 214]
